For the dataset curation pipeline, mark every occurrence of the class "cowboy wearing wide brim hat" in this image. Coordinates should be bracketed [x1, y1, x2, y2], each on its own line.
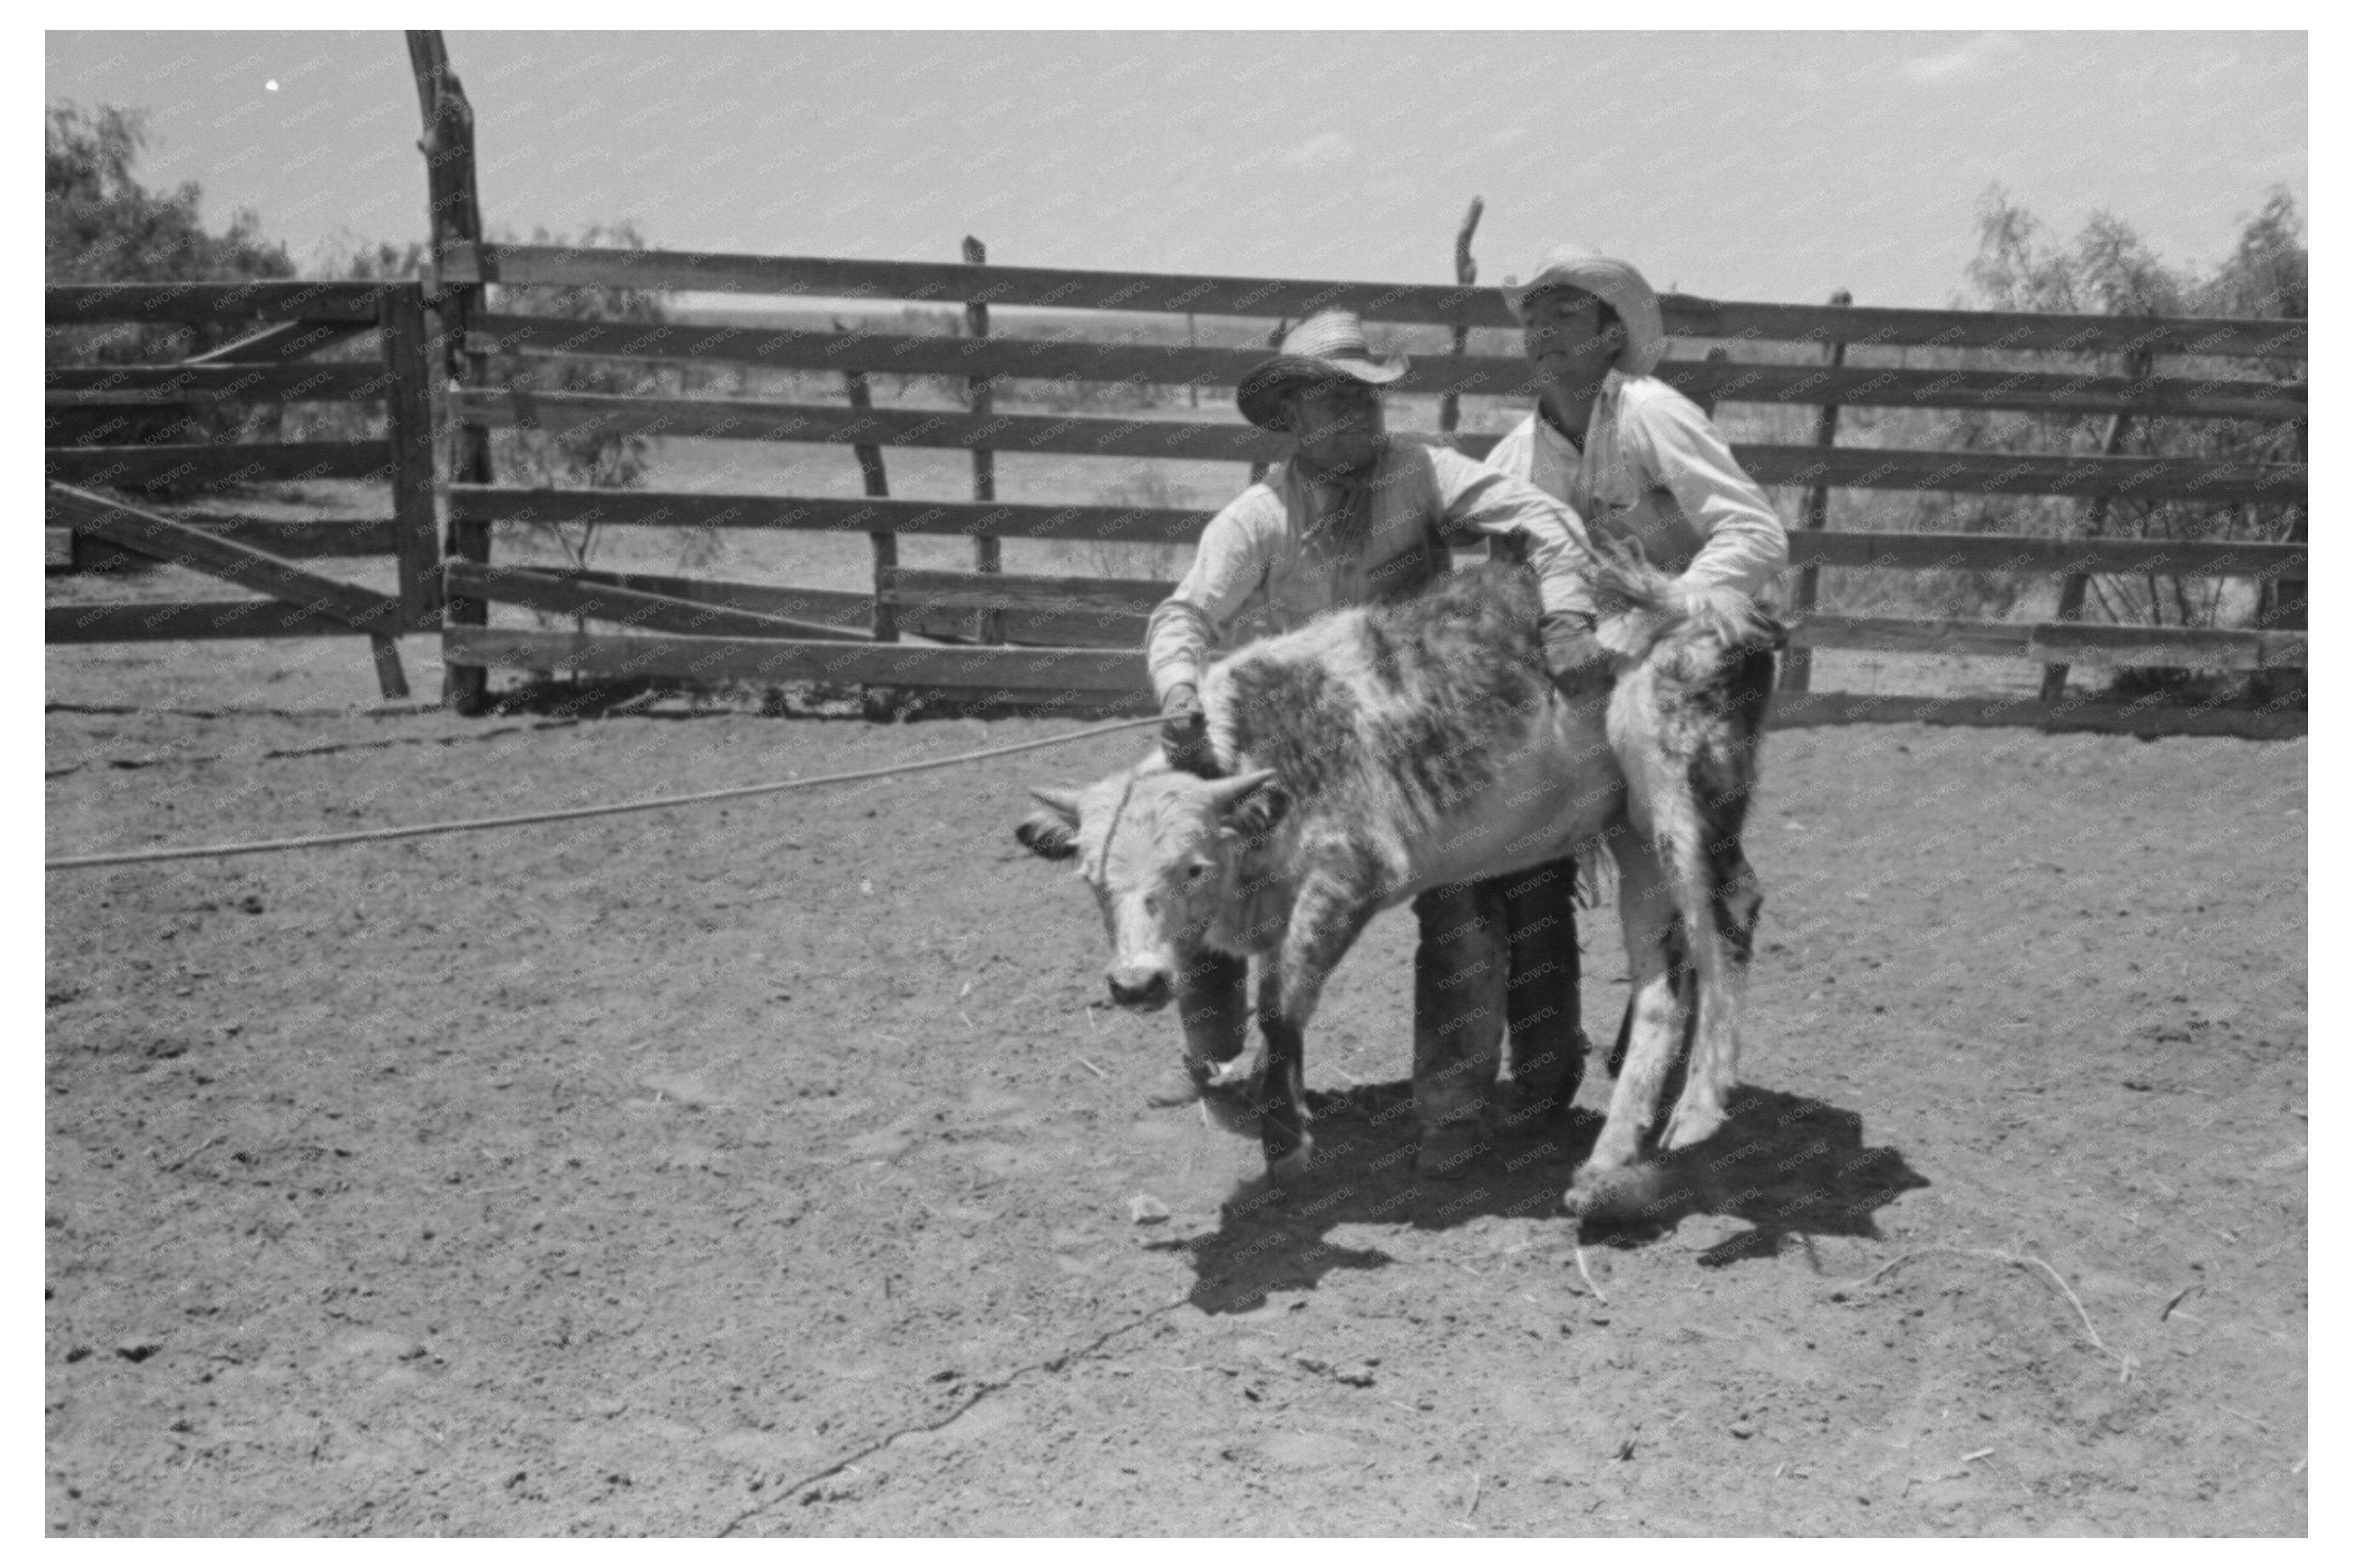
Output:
[1136, 308, 1604, 1177]
[1234, 311, 1412, 431]
[1487, 245, 1788, 1095]
[1487, 244, 1785, 599]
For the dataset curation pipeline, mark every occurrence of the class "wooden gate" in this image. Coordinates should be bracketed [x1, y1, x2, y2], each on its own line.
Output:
[45, 280, 441, 701]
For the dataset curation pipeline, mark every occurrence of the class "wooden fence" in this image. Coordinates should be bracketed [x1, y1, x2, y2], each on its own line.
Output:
[429, 240, 2304, 737]
[44, 280, 440, 700]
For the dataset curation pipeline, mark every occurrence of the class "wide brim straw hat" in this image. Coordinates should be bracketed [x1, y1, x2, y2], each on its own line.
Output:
[1499, 245, 1667, 376]
[1236, 311, 1410, 430]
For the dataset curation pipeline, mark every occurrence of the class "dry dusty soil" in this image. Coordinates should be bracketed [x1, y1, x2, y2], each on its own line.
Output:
[45, 637, 2306, 1536]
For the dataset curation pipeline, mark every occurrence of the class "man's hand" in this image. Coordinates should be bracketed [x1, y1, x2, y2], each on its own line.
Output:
[1160, 682, 1213, 773]
[1540, 613, 1613, 699]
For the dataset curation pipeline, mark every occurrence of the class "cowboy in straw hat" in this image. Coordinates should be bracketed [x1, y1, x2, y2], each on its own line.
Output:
[1488, 244, 1787, 1090]
[1140, 310, 1607, 1175]
[1488, 244, 1788, 602]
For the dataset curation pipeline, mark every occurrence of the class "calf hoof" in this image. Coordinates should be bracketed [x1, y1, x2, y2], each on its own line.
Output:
[1415, 1125, 1485, 1180]
[1267, 1133, 1317, 1190]
[1660, 1097, 1726, 1152]
[1562, 1161, 1669, 1225]
[1196, 1059, 1265, 1137]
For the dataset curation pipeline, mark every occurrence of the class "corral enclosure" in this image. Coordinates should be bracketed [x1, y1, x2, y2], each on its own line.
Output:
[46, 35, 2307, 1541]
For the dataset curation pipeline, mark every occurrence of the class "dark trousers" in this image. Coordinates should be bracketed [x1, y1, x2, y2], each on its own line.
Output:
[1409, 855, 1584, 1133]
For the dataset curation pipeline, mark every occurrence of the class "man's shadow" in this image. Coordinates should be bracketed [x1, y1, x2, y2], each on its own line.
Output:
[1154, 1080, 1928, 1314]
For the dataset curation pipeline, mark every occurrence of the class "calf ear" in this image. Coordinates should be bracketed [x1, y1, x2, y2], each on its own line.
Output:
[1015, 812, 1080, 861]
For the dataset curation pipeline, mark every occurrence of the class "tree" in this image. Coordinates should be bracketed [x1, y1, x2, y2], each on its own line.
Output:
[46, 102, 302, 463]
[1942, 186, 2306, 674]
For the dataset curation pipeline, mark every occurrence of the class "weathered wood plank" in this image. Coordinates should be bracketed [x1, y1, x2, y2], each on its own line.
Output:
[442, 244, 2306, 357]
[455, 390, 2302, 501]
[46, 282, 396, 326]
[444, 560, 871, 642]
[879, 567, 1165, 618]
[455, 387, 1289, 463]
[379, 286, 443, 628]
[44, 363, 388, 405]
[46, 440, 391, 494]
[46, 599, 370, 643]
[445, 487, 2301, 579]
[449, 486, 1212, 544]
[1789, 531, 2304, 579]
[442, 626, 1153, 692]
[475, 315, 2306, 423]
[1768, 689, 2304, 740]
[1736, 444, 2300, 503]
[46, 484, 404, 633]
[50, 517, 397, 566]
[1792, 613, 2303, 670]
[558, 568, 876, 631]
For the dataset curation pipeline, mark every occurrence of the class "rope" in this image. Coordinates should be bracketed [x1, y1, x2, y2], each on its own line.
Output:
[46, 711, 1165, 872]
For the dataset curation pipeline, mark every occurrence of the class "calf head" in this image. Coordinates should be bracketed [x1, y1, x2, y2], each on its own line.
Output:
[1016, 763, 1287, 1011]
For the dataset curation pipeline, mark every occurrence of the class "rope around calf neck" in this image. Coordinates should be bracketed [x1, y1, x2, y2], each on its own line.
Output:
[45, 712, 1166, 872]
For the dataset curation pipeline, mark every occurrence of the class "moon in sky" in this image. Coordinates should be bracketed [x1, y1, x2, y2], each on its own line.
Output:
[265, 80, 278, 92]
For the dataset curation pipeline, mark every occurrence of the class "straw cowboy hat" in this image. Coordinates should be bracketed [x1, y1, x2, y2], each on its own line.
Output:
[1236, 311, 1410, 430]
[1500, 245, 1667, 376]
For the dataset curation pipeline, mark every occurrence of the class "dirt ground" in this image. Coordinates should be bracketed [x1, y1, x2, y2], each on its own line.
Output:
[44, 635, 2306, 1536]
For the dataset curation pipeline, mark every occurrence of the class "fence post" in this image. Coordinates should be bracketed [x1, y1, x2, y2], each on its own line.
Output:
[963, 236, 1001, 644]
[2253, 416, 2306, 704]
[2038, 349, 2150, 704]
[841, 352, 896, 643]
[380, 283, 441, 633]
[1439, 196, 1483, 440]
[1782, 288, 1851, 696]
[406, 30, 492, 715]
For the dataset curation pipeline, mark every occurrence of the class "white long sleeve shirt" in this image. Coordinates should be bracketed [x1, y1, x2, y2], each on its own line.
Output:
[1484, 373, 1788, 602]
[1144, 440, 1596, 702]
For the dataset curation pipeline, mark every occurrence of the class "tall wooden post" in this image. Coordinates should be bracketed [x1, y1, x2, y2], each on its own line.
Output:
[2038, 350, 2151, 704]
[2252, 413, 2305, 704]
[1781, 288, 1851, 696]
[1439, 196, 1483, 440]
[962, 236, 1001, 644]
[406, 30, 492, 714]
[379, 283, 441, 633]
[842, 349, 896, 643]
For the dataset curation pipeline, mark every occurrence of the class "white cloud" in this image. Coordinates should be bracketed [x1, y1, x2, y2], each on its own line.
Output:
[1900, 32, 2026, 85]
[1278, 131, 1355, 172]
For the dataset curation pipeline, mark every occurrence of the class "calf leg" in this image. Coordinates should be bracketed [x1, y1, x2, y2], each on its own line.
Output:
[1254, 869, 1376, 1181]
[1581, 837, 1687, 1178]
[1170, 949, 1257, 1133]
[1662, 838, 1762, 1152]
[1411, 880, 1509, 1176]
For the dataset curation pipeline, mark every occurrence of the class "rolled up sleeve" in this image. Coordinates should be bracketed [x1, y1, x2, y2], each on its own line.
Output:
[1626, 393, 1789, 599]
[1427, 446, 1596, 622]
[1144, 488, 1277, 701]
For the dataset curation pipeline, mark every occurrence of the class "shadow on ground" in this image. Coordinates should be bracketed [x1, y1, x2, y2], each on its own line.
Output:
[1159, 1081, 1928, 1313]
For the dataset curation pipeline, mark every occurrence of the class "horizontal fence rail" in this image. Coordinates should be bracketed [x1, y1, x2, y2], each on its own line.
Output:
[444, 243, 2308, 358]
[451, 390, 2304, 503]
[44, 362, 392, 405]
[46, 440, 394, 495]
[446, 486, 2305, 581]
[474, 314, 2306, 423]
[46, 281, 404, 326]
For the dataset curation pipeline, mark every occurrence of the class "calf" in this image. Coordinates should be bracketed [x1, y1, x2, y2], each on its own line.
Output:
[1016, 557, 1779, 1215]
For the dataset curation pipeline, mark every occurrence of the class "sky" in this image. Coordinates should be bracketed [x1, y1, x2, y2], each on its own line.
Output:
[44, 30, 2307, 310]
